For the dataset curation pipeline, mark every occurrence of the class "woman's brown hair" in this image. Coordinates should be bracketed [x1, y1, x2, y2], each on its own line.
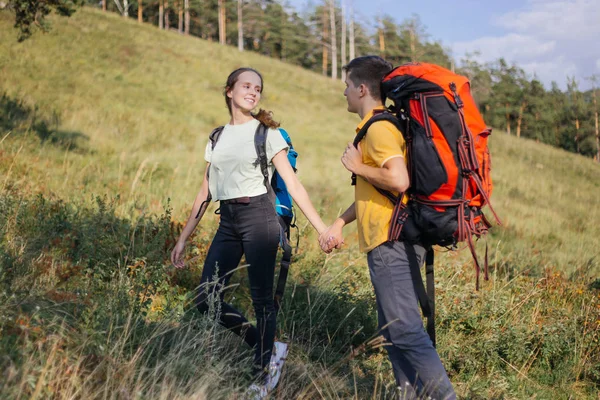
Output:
[224, 68, 280, 129]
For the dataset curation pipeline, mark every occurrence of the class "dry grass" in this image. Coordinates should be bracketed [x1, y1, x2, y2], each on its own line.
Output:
[0, 7, 599, 399]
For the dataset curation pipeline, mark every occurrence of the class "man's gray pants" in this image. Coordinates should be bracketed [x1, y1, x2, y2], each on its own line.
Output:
[367, 241, 456, 400]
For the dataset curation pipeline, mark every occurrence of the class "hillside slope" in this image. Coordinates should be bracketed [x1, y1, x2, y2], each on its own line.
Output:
[1, 8, 599, 399]
[2, 9, 599, 273]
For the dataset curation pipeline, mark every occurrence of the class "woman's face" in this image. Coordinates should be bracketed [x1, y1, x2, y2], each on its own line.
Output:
[227, 71, 262, 113]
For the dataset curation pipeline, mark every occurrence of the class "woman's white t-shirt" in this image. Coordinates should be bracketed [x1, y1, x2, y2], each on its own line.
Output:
[204, 118, 288, 201]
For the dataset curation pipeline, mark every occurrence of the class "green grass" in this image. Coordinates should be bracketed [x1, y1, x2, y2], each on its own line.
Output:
[0, 7, 599, 399]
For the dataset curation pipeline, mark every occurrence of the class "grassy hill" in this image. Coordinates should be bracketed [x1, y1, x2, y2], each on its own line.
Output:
[1, 8, 599, 399]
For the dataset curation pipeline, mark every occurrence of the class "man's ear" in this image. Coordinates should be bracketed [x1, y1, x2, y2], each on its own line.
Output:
[358, 83, 368, 98]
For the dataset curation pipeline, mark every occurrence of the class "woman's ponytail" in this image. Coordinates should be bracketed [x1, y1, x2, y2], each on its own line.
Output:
[252, 109, 280, 129]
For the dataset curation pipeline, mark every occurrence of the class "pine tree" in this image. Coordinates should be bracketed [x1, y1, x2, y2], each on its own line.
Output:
[587, 75, 600, 162]
[159, 0, 164, 29]
[567, 77, 586, 153]
[184, 0, 189, 34]
[348, 1, 355, 60]
[237, 0, 243, 51]
[457, 52, 492, 111]
[340, 0, 346, 79]
[329, 0, 337, 80]
[488, 59, 525, 135]
[218, 0, 226, 44]
[9, 0, 82, 41]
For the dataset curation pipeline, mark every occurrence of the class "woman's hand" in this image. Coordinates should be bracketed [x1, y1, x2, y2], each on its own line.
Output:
[318, 219, 345, 253]
[171, 240, 186, 269]
[170, 164, 210, 270]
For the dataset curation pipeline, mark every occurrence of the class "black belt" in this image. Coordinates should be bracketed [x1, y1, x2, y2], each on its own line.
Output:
[220, 196, 251, 205]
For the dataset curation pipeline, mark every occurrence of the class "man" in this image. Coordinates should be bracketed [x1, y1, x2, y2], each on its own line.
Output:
[319, 56, 456, 400]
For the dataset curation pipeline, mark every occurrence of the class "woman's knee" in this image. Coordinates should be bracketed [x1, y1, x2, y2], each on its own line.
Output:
[195, 289, 212, 314]
[252, 294, 275, 317]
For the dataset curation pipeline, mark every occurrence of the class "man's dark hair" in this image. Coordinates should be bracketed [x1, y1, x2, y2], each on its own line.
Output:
[343, 56, 393, 101]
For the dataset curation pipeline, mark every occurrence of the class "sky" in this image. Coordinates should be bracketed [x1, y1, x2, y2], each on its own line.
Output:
[289, 0, 600, 91]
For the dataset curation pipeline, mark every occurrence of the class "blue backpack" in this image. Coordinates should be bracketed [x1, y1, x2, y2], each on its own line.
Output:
[272, 128, 297, 221]
[206, 122, 298, 311]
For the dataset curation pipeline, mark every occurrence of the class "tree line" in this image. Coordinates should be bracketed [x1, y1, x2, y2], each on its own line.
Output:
[5, 0, 600, 161]
[461, 56, 599, 160]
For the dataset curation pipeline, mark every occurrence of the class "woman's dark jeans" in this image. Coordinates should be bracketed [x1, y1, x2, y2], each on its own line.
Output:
[196, 193, 280, 375]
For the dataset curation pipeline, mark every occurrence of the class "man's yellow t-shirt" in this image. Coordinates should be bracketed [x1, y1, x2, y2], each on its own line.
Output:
[355, 106, 407, 253]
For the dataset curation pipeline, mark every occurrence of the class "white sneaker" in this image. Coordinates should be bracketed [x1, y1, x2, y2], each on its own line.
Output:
[265, 341, 289, 392]
[246, 383, 267, 400]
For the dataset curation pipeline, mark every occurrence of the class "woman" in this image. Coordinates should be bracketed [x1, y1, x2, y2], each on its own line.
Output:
[171, 67, 332, 395]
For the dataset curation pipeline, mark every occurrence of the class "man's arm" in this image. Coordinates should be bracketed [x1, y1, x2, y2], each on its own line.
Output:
[341, 142, 409, 193]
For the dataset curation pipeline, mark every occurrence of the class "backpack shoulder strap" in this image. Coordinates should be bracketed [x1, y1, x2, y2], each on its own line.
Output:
[274, 216, 292, 312]
[209, 126, 225, 150]
[350, 111, 404, 205]
[206, 125, 225, 182]
[253, 123, 271, 193]
[352, 111, 402, 147]
[195, 126, 223, 219]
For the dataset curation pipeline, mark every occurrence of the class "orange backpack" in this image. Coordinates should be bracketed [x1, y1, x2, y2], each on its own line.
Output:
[353, 62, 500, 286]
[383, 62, 501, 285]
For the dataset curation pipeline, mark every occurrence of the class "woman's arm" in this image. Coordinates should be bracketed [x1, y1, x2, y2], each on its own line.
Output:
[171, 163, 211, 268]
[272, 150, 328, 236]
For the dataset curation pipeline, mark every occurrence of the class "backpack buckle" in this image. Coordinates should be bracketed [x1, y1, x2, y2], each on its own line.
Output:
[449, 82, 464, 108]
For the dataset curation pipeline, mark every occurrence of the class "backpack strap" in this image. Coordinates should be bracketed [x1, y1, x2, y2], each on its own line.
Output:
[274, 216, 292, 312]
[405, 244, 436, 347]
[351, 111, 405, 203]
[253, 123, 294, 311]
[195, 126, 224, 218]
[209, 126, 225, 150]
[253, 123, 275, 202]
[425, 248, 436, 347]
[352, 110, 402, 149]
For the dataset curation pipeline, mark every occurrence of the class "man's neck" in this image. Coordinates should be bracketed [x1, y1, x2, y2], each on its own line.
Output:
[358, 98, 384, 120]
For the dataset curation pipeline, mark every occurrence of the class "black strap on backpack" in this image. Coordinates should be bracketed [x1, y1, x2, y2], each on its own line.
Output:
[351, 111, 405, 207]
[424, 248, 436, 347]
[253, 124, 276, 202]
[195, 126, 224, 219]
[406, 244, 436, 347]
[253, 123, 293, 312]
[351, 110, 404, 187]
[274, 217, 293, 311]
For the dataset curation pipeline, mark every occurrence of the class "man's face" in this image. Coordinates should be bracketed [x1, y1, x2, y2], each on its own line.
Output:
[344, 72, 361, 114]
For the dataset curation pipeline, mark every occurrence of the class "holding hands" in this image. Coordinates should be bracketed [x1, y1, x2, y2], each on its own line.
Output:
[318, 218, 345, 253]
[318, 142, 363, 254]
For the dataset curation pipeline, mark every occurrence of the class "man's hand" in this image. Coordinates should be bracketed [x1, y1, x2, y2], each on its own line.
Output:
[318, 219, 345, 253]
[341, 142, 363, 174]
